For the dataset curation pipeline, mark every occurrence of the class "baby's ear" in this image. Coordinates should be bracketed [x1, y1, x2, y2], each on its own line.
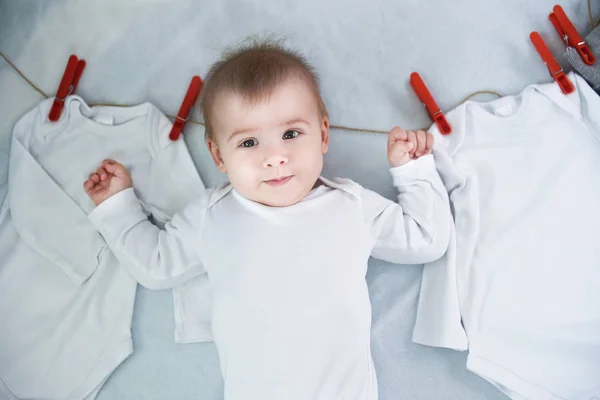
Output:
[321, 117, 330, 154]
[206, 139, 227, 173]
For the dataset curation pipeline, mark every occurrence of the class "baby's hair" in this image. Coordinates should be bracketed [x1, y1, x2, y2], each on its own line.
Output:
[199, 38, 328, 140]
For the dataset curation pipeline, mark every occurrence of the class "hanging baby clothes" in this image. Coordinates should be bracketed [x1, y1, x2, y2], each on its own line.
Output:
[413, 72, 600, 400]
[0, 95, 209, 400]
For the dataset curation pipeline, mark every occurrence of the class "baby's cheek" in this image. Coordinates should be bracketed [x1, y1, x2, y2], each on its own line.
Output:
[228, 153, 260, 183]
[304, 148, 324, 175]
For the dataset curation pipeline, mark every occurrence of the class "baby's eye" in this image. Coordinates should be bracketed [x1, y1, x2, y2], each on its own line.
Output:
[282, 130, 300, 140]
[240, 139, 258, 148]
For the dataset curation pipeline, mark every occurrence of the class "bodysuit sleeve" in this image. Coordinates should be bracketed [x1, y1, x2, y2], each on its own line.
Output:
[361, 154, 452, 265]
[88, 187, 210, 290]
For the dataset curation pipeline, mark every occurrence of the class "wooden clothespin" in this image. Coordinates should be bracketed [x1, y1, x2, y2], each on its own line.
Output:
[169, 76, 203, 141]
[49, 54, 86, 122]
[530, 32, 574, 94]
[409, 72, 452, 135]
[550, 5, 595, 65]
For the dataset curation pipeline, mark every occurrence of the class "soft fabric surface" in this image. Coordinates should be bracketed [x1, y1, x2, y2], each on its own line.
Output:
[0, 0, 595, 398]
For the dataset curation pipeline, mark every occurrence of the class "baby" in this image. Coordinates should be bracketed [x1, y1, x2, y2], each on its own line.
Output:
[84, 41, 451, 399]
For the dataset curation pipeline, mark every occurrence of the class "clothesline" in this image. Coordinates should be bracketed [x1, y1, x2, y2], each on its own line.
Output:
[0, 50, 504, 135]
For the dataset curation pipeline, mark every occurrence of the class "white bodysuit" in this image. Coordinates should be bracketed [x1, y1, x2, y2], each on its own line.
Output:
[88, 155, 452, 399]
[413, 73, 600, 399]
[0, 96, 205, 400]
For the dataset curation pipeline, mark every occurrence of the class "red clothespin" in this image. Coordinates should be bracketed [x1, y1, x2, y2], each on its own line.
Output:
[169, 76, 203, 141]
[530, 32, 574, 94]
[549, 5, 595, 65]
[48, 54, 86, 121]
[409, 72, 451, 135]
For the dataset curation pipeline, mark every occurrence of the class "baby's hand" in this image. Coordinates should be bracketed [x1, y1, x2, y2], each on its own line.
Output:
[83, 159, 133, 206]
[387, 127, 434, 167]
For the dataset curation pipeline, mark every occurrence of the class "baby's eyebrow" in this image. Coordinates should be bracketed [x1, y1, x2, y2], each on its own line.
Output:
[280, 118, 310, 127]
[228, 128, 257, 142]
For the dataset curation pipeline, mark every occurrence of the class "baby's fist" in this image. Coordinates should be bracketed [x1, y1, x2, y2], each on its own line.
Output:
[387, 127, 434, 167]
[83, 159, 133, 206]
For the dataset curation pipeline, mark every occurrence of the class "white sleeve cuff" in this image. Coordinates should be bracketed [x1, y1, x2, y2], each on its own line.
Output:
[389, 154, 438, 186]
[88, 188, 147, 235]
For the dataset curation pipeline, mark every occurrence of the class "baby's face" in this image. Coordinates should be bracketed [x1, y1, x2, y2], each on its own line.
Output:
[208, 78, 329, 207]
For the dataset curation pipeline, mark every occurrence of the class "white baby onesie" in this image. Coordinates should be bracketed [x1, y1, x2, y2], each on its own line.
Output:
[88, 154, 452, 400]
[0, 95, 205, 400]
[413, 73, 600, 400]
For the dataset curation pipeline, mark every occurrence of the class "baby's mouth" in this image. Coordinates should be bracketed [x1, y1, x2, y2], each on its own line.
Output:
[264, 175, 294, 187]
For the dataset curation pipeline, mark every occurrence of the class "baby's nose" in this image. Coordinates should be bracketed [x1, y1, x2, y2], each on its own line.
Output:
[263, 154, 288, 168]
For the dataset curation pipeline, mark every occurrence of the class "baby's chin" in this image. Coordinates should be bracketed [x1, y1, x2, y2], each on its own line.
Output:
[230, 173, 322, 207]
